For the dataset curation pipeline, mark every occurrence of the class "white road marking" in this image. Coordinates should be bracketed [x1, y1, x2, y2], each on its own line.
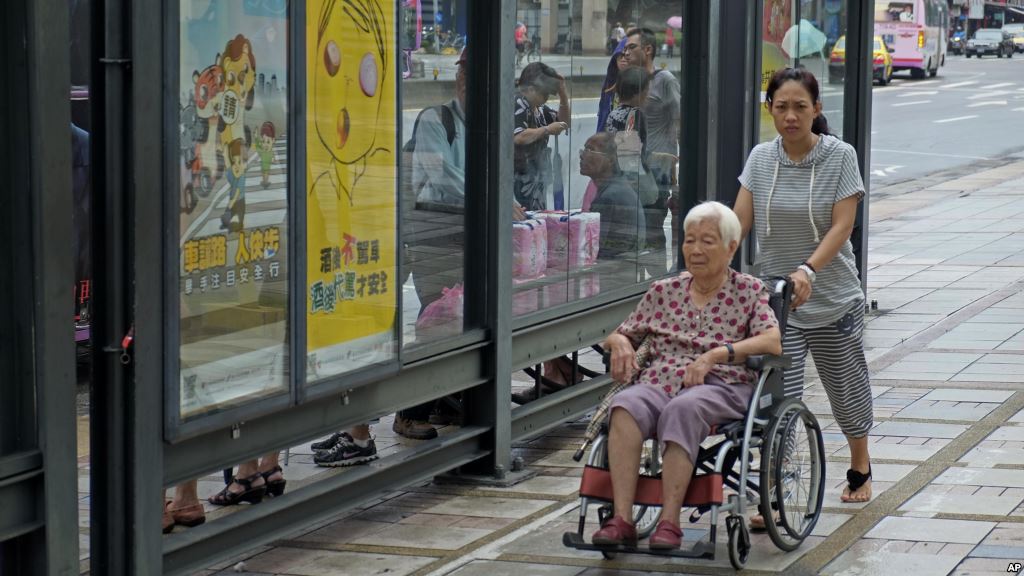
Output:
[1014, 107, 1024, 112]
[871, 165, 904, 177]
[892, 100, 931, 107]
[933, 115, 978, 123]
[897, 91, 938, 96]
[980, 82, 1015, 89]
[942, 81, 978, 88]
[909, 80, 939, 86]
[967, 90, 1011, 99]
[871, 148, 990, 160]
[967, 100, 1007, 107]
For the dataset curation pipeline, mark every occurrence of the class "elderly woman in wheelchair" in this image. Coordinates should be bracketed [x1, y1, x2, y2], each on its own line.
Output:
[593, 202, 783, 550]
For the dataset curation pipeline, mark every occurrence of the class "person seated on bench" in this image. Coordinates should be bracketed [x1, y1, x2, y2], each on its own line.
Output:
[592, 201, 782, 550]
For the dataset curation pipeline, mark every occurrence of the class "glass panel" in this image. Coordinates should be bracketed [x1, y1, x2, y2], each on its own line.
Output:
[511, 0, 682, 318]
[177, 1, 290, 419]
[399, 0, 471, 347]
[306, 0, 400, 378]
[759, 0, 847, 143]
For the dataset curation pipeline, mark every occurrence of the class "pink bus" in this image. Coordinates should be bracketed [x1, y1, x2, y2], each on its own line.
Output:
[875, 0, 949, 79]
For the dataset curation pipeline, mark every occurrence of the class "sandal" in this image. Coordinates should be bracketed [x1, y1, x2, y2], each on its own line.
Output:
[261, 465, 287, 498]
[208, 472, 266, 506]
[842, 465, 872, 503]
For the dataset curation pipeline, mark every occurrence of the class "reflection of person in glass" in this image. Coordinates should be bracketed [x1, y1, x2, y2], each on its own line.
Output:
[311, 0, 390, 204]
[622, 28, 680, 264]
[512, 62, 570, 211]
[220, 138, 247, 231]
[580, 132, 645, 258]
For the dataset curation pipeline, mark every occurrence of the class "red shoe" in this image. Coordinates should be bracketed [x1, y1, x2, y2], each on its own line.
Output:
[648, 520, 683, 550]
[591, 515, 637, 547]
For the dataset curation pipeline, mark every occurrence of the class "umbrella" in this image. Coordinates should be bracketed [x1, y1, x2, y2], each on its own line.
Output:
[666, 16, 682, 30]
[572, 338, 654, 462]
[781, 19, 827, 58]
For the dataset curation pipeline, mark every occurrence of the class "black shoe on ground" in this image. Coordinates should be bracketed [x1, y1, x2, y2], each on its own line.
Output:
[314, 437, 378, 467]
[310, 431, 351, 452]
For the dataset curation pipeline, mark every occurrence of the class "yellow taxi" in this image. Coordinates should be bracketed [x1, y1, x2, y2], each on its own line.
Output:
[828, 35, 895, 85]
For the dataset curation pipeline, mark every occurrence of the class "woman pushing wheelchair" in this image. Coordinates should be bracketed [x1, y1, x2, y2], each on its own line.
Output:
[593, 202, 783, 550]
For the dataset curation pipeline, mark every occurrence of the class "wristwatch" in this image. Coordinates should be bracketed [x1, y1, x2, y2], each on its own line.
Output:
[798, 263, 816, 283]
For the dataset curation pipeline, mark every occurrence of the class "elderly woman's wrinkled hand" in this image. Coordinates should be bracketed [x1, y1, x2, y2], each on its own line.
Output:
[789, 269, 813, 309]
[682, 353, 714, 387]
[607, 334, 639, 384]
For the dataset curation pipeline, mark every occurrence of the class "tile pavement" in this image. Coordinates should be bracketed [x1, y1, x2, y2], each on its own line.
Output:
[75, 162, 1024, 574]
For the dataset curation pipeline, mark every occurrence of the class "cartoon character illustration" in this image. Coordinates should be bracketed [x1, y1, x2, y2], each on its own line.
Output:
[311, 0, 391, 204]
[179, 96, 200, 214]
[190, 63, 226, 198]
[220, 138, 247, 231]
[218, 35, 256, 159]
[255, 121, 277, 189]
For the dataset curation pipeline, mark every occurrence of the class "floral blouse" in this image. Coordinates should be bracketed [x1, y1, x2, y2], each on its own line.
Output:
[615, 270, 780, 397]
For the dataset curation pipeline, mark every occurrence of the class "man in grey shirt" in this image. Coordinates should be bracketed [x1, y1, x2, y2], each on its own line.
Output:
[623, 27, 680, 260]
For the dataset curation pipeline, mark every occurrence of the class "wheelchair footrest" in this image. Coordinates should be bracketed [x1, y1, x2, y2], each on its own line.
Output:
[562, 531, 715, 559]
[579, 465, 724, 508]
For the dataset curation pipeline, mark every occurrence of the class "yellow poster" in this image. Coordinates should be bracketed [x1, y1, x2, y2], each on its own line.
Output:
[306, 0, 397, 381]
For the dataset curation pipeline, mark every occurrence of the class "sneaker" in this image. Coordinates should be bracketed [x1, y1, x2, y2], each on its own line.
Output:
[392, 416, 438, 440]
[314, 437, 378, 467]
[310, 431, 351, 452]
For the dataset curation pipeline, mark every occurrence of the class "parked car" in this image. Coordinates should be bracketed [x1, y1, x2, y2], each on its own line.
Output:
[965, 28, 1014, 58]
[829, 35, 895, 85]
[948, 29, 966, 55]
[1002, 23, 1024, 53]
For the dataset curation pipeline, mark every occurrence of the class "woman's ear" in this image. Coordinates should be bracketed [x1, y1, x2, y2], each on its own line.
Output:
[814, 100, 823, 116]
[728, 240, 739, 255]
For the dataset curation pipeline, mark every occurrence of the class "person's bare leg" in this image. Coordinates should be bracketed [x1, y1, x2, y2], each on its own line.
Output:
[609, 408, 643, 521]
[228, 459, 265, 494]
[257, 451, 282, 484]
[659, 443, 694, 527]
[543, 359, 568, 386]
[350, 424, 371, 441]
[841, 435, 872, 503]
[172, 480, 200, 508]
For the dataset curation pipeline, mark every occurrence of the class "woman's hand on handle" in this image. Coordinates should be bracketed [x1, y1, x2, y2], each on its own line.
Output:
[606, 333, 639, 384]
[789, 268, 813, 309]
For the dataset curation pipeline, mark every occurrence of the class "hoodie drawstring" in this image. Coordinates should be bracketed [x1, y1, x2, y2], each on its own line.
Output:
[765, 161, 821, 243]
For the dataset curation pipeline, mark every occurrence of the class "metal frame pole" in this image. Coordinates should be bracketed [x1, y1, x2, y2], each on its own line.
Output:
[843, 0, 874, 292]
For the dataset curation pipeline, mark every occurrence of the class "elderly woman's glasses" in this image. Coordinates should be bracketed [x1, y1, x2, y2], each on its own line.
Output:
[579, 147, 609, 157]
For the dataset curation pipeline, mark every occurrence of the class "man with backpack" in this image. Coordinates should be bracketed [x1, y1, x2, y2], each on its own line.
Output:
[622, 27, 680, 269]
[397, 48, 525, 439]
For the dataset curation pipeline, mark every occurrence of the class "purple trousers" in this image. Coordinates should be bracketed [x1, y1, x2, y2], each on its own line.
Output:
[608, 375, 753, 464]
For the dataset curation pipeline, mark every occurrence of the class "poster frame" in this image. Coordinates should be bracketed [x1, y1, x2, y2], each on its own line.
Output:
[164, 0, 297, 442]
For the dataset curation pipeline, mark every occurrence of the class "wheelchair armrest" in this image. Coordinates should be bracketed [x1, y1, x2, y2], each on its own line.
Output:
[745, 354, 791, 371]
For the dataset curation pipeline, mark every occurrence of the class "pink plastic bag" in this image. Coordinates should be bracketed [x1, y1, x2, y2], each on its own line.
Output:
[415, 283, 464, 337]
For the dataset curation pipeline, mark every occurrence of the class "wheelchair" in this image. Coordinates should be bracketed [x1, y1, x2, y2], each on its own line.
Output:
[562, 278, 826, 570]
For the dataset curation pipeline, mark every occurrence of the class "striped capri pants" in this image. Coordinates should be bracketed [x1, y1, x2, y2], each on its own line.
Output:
[782, 302, 873, 438]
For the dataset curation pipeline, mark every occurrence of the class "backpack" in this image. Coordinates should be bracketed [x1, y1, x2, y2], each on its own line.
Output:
[400, 104, 456, 282]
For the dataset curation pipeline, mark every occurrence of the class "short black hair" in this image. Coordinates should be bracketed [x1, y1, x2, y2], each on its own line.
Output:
[615, 66, 650, 101]
[518, 62, 561, 96]
[626, 27, 658, 54]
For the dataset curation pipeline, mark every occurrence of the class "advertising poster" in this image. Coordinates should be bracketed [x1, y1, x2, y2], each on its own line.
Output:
[177, 0, 290, 419]
[305, 0, 398, 382]
[760, 0, 793, 142]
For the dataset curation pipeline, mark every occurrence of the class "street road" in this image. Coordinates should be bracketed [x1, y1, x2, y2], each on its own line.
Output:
[404, 49, 1024, 200]
[865, 51, 1024, 187]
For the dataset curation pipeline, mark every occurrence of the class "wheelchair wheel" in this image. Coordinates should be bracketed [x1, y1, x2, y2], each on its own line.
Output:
[634, 439, 662, 538]
[727, 514, 751, 570]
[759, 398, 825, 552]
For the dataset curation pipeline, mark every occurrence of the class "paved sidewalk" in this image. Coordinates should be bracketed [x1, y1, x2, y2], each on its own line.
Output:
[75, 157, 1024, 575]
